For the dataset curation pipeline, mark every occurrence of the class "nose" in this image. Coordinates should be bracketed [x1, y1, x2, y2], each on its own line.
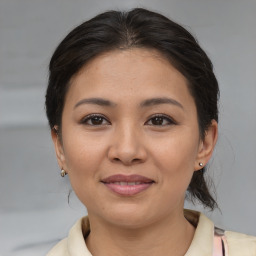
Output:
[107, 123, 147, 166]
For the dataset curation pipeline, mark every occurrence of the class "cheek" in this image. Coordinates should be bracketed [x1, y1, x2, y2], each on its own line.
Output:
[152, 129, 199, 166]
[62, 131, 106, 179]
[151, 130, 199, 187]
[62, 135, 105, 205]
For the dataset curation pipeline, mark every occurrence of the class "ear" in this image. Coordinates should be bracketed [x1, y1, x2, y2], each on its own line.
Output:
[194, 120, 218, 171]
[51, 126, 68, 173]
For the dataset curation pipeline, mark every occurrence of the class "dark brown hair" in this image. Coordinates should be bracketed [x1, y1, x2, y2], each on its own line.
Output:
[45, 8, 219, 210]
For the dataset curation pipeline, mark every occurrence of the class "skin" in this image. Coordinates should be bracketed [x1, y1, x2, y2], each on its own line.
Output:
[52, 48, 218, 256]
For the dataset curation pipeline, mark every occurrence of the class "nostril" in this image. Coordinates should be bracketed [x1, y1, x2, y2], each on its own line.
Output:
[112, 157, 142, 165]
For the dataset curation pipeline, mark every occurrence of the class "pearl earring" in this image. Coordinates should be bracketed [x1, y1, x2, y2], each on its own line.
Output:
[199, 162, 203, 167]
[60, 169, 67, 177]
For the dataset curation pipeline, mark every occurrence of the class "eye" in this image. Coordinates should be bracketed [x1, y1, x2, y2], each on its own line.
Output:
[80, 114, 110, 126]
[145, 114, 176, 126]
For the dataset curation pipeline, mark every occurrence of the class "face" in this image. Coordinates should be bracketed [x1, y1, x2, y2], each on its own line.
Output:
[52, 48, 217, 228]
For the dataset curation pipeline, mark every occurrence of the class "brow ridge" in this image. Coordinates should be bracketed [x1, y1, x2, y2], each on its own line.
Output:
[140, 97, 184, 109]
[74, 98, 117, 108]
[74, 97, 183, 109]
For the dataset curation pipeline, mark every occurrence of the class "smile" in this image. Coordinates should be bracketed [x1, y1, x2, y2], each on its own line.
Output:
[101, 174, 155, 196]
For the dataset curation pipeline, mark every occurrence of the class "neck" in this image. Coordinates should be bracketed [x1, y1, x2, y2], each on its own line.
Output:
[86, 210, 195, 256]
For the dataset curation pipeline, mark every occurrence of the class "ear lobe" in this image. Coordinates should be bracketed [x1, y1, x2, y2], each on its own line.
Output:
[51, 126, 67, 171]
[194, 120, 218, 171]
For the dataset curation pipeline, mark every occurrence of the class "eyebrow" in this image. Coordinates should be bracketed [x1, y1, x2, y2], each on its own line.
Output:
[74, 97, 183, 109]
[74, 98, 117, 108]
[140, 97, 184, 109]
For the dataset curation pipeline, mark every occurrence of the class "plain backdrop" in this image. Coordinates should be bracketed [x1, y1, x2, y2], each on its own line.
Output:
[0, 0, 255, 255]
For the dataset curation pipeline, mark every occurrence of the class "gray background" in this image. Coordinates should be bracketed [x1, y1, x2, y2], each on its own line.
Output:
[0, 0, 255, 255]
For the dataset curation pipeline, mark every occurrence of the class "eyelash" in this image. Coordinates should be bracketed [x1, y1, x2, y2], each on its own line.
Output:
[80, 114, 110, 126]
[146, 114, 176, 126]
[80, 114, 176, 126]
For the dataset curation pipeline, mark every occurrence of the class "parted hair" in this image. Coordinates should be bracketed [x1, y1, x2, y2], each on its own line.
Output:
[46, 8, 219, 210]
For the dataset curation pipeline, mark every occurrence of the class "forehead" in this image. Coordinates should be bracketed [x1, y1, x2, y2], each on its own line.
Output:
[68, 48, 191, 99]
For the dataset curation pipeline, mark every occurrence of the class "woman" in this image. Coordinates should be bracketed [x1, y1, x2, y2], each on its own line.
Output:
[45, 8, 256, 256]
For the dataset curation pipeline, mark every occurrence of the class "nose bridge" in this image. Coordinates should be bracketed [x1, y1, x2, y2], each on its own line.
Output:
[116, 120, 140, 152]
[108, 119, 146, 164]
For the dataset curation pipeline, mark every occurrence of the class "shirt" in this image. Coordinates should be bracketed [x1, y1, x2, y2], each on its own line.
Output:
[47, 209, 256, 256]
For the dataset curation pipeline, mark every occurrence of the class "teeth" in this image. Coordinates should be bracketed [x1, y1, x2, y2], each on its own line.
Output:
[111, 182, 142, 185]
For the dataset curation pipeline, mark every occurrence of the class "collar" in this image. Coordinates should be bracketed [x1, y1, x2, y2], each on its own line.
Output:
[67, 210, 214, 256]
[184, 209, 214, 256]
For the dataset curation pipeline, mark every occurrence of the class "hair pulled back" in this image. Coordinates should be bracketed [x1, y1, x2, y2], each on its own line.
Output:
[45, 8, 219, 210]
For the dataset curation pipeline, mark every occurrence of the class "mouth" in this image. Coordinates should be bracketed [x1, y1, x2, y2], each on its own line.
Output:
[101, 174, 155, 196]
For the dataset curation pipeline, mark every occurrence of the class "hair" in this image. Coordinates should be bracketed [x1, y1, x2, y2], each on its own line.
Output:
[45, 8, 219, 210]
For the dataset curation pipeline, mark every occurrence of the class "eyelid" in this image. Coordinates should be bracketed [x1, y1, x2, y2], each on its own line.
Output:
[80, 113, 111, 125]
[145, 114, 177, 126]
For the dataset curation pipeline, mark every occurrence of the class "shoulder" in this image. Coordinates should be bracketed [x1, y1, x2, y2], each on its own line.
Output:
[46, 216, 91, 256]
[185, 209, 256, 256]
[225, 230, 256, 256]
[46, 238, 69, 256]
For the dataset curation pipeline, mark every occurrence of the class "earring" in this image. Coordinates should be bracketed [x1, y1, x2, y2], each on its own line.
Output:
[199, 162, 203, 167]
[60, 169, 67, 177]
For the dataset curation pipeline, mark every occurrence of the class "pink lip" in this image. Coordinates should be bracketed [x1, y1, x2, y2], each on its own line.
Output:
[101, 174, 154, 196]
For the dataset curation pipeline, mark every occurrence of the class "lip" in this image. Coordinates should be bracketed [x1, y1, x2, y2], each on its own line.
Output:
[101, 174, 155, 196]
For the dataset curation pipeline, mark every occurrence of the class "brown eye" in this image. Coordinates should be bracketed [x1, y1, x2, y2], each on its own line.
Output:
[81, 114, 110, 126]
[90, 116, 104, 125]
[151, 116, 165, 125]
[146, 115, 176, 126]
